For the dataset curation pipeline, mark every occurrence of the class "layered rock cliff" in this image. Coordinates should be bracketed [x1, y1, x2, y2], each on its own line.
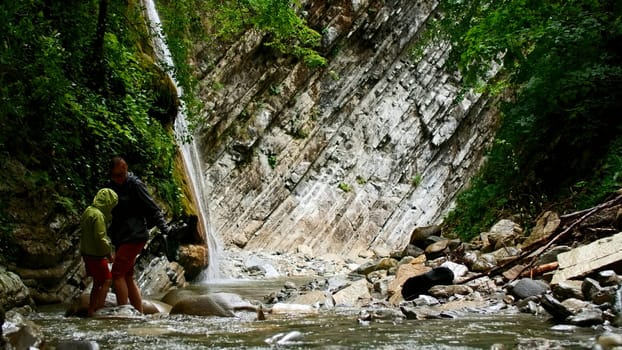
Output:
[192, 0, 498, 258]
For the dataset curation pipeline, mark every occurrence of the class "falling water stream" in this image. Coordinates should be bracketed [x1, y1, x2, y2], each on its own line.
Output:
[142, 0, 221, 280]
[17, 2, 614, 349]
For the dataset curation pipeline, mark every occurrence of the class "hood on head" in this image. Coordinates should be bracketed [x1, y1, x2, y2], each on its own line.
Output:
[92, 188, 118, 219]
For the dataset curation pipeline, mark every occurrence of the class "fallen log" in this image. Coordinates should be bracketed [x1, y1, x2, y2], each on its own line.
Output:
[514, 195, 622, 280]
[520, 261, 559, 278]
[457, 194, 622, 285]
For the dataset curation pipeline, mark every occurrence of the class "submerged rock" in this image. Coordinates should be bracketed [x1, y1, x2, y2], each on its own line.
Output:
[93, 305, 144, 319]
[399, 305, 442, 320]
[56, 340, 100, 350]
[270, 303, 318, 315]
[265, 331, 304, 345]
[3, 309, 45, 349]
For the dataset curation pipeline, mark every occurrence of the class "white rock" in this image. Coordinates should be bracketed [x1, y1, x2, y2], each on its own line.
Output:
[441, 261, 469, 281]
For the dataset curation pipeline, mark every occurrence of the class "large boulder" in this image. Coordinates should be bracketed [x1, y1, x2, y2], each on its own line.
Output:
[170, 294, 235, 317]
[177, 244, 209, 280]
[161, 288, 198, 307]
[520, 211, 560, 249]
[0, 269, 32, 310]
[168, 292, 256, 316]
[409, 225, 441, 245]
[486, 219, 522, 250]
[387, 256, 429, 304]
[136, 257, 186, 297]
[332, 279, 371, 307]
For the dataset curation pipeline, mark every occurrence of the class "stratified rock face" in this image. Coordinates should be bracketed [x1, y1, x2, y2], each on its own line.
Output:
[195, 0, 498, 258]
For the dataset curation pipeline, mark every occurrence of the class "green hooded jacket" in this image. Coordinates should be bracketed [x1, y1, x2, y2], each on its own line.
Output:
[80, 188, 118, 257]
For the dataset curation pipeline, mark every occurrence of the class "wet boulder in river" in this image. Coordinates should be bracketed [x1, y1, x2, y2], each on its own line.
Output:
[169, 292, 257, 317]
[170, 294, 235, 317]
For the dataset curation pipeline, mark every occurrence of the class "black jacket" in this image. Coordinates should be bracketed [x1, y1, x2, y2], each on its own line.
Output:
[106, 173, 168, 247]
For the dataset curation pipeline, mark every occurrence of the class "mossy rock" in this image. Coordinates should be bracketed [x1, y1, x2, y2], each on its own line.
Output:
[137, 53, 180, 126]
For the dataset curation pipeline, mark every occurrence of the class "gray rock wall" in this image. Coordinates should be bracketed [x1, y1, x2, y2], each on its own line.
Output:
[194, 0, 498, 258]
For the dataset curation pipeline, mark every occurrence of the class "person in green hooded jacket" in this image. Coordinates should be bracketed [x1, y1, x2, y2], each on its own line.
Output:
[80, 188, 118, 317]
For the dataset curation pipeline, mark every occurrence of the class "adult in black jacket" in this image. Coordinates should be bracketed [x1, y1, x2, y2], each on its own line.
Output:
[106, 156, 169, 313]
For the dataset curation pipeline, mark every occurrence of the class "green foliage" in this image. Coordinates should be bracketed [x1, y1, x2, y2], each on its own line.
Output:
[356, 176, 367, 185]
[269, 84, 282, 96]
[0, 1, 183, 220]
[429, 0, 622, 239]
[212, 81, 225, 91]
[574, 138, 622, 209]
[158, 0, 326, 69]
[293, 126, 309, 139]
[267, 153, 278, 169]
[338, 182, 352, 193]
[410, 174, 422, 188]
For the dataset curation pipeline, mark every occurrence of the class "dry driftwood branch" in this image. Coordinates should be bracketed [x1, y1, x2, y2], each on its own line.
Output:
[513, 194, 622, 279]
[520, 261, 559, 278]
[457, 194, 622, 285]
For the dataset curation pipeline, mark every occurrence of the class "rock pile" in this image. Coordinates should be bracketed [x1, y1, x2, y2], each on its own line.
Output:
[261, 197, 622, 339]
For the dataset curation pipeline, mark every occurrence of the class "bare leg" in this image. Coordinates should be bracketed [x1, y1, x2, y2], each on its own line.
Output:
[94, 279, 112, 311]
[87, 283, 100, 317]
[126, 275, 143, 313]
[114, 278, 129, 306]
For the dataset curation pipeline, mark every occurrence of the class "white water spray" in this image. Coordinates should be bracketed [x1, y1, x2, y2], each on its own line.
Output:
[142, 0, 222, 280]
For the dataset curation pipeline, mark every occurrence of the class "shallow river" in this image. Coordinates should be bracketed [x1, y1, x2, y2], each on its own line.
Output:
[33, 279, 602, 349]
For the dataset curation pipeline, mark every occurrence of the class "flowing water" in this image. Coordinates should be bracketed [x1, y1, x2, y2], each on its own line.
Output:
[62, 4, 603, 349]
[33, 279, 601, 349]
[142, 0, 222, 279]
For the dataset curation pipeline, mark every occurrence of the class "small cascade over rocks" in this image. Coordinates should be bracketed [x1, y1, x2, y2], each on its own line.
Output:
[142, 0, 221, 279]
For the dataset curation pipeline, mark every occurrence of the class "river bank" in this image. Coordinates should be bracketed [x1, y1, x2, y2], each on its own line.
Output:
[3, 195, 622, 349]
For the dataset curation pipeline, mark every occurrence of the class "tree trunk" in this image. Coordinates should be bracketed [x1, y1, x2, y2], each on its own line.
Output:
[92, 0, 109, 90]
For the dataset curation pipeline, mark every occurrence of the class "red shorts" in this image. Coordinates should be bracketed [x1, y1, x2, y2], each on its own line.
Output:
[111, 241, 146, 279]
[83, 256, 112, 284]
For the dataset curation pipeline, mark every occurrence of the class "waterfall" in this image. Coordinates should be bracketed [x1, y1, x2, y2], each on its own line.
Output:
[142, 0, 221, 280]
